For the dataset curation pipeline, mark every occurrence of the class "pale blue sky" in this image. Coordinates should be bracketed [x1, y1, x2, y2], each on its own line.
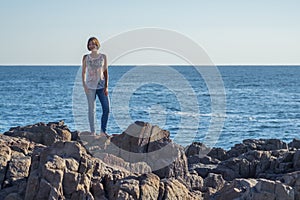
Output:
[0, 0, 299, 65]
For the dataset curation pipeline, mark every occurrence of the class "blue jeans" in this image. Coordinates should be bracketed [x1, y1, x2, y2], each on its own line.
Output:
[86, 88, 110, 133]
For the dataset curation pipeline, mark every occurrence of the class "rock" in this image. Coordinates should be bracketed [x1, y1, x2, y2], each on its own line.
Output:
[213, 178, 258, 200]
[185, 142, 211, 158]
[183, 172, 204, 191]
[3, 193, 23, 200]
[94, 152, 151, 174]
[4, 121, 72, 146]
[159, 178, 202, 200]
[0, 143, 11, 189]
[0, 135, 45, 199]
[88, 121, 190, 179]
[289, 138, 300, 149]
[24, 141, 94, 200]
[293, 150, 300, 170]
[117, 177, 141, 199]
[2, 121, 300, 199]
[5, 156, 31, 185]
[213, 178, 294, 200]
[103, 171, 137, 199]
[254, 179, 294, 200]
[139, 173, 161, 200]
[192, 163, 217, 178]
[227, 138, 288, 159]
[203, 173, 226, 192]
[207, 147, 228, 161]
[212, 148, 295, 181]
[280, 171, 300, 200]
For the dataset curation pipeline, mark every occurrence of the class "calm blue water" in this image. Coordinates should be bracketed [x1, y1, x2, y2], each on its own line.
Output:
[0, 65, 299, 149]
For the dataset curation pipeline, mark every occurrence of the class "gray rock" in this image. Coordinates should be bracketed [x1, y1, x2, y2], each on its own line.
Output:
[227, 139, 288, 159]
[2, 121, 300, 199]
[213, 178, 294, 200]
[159, 178, 202, 200]
[293, 150, 300, 170]
[4, 121, 72, 146]
[208, 147, 228, 161]
[86, 121, 190, 179]
[185, 142, 211, 158]
[289, 138, 300, 149]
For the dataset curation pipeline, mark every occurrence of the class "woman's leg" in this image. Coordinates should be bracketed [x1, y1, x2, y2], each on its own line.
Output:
[86, 89, 96, 134]
[96, 88, 110, 133]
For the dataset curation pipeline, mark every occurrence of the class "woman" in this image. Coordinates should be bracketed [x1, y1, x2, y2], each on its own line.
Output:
[82, 37, 109, 136]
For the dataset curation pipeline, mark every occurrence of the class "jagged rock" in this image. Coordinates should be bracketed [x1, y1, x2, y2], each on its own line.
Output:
[185, 142, 211, 158]
[27, 142, 94, 199]
[79, 135, 152, 174]
[207, 147, 228, 161]
[227, 138, 288, 159]
[159, 178, 202, 200]
[84, 121, 189, 179]
[293, 150, 300, 170]
[0, 134, 43, 199]
[94, 152, 152, 174]
[191, 163, 218, 178]
[210, 146, 300, 182]
[203, 173, 225, 192]
[116, 176, 141, 199]
[4, 121, 71, 146]
[289, 138, 300, 149]
[0, 143, 11, 189]
[280, 171, 300, 200]
[213, 178, 294, 200]
[139, 173, 161, 200]
[2, 121, 300, 199]
[182, 172, 204, 191]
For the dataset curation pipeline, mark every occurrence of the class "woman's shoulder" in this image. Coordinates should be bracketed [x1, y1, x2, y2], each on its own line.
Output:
[82, 54, 89, 61]
[100, 53, 107, 59]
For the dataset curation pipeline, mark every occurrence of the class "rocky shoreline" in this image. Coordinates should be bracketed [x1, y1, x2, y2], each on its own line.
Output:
[0, 121, 299, 199]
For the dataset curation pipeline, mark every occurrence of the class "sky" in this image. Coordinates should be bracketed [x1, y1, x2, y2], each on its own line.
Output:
[0, 0, 299, 65]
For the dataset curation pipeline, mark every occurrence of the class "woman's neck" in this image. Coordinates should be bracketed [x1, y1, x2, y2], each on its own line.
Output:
[90, 51, 98, 56]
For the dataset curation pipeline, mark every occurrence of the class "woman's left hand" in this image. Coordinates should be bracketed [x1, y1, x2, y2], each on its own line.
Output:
[104, 87, 109, 96]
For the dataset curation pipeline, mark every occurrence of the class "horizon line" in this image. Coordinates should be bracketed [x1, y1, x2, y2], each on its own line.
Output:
[1, 63, 300, 67]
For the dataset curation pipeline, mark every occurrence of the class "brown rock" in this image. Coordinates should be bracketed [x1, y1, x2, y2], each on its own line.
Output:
[4, 121, 72, 146]
[227, 139, 288, 159]
[207, 147, 228, 161]
[5, 156, 31, 185]
[185, 142, 211, 158]
[139, 173, 160, 200]
[159, 178, 202, 200]
[25, 141, 94, 199]
[0, 143, 12, 189]
[203, 173, 226, 192]
[93, 121, 190, 179]
[3, 121, 300, 200]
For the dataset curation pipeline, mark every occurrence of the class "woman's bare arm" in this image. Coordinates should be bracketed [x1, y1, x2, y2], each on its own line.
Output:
[103, 54, 109, 96]
[82, 55, 88, 93]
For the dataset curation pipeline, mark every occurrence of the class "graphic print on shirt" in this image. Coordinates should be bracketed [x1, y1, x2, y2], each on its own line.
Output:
[86, 54, 105, 89]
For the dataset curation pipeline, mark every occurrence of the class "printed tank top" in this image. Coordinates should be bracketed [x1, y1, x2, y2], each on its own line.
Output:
[85, 54, 107, 89]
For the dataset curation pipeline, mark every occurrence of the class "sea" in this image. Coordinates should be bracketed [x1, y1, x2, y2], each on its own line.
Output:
[0, 65, 299, 149]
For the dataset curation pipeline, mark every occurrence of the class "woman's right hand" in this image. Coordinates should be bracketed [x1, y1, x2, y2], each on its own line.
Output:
[83, 84, 89, 94]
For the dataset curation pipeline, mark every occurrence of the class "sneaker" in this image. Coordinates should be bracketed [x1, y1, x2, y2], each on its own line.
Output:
[100, 132, 109, 138]
[80, 131, 95, 136]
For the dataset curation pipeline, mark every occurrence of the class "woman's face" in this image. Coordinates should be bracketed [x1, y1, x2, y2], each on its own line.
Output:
[88, 41, 98, 51]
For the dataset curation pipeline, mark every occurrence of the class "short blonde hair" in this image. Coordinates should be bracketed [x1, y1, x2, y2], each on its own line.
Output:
[87, 37, 100, 51]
